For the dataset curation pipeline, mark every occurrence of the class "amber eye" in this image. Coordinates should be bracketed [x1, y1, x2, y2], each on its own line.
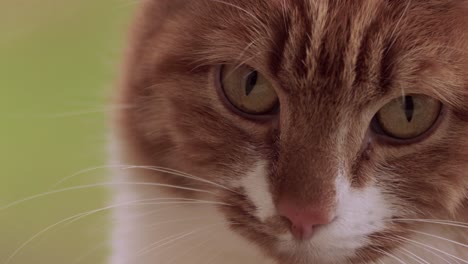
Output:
[375, 95, 442, 140]
[220, 65, 278, 115]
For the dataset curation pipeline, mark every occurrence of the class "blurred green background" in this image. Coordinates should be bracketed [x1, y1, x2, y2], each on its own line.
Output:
[0, 1, 134, 263]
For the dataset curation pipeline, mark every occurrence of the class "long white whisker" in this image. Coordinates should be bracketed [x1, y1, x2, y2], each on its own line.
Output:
[391, 219, 468, 229]
[66, 200, 229, 228]
[37, 104, 134, 118]
[165, 229, 218, 264]
[2, 199, 227, 264]
[0, 182, 216, 211]
[406, 229, 468, 249]
[146, 216, 216, 229]
[402, 240, 454, 264]
[396, 248, 428, 264]
[50, 164, 123, 189]
[372, 234, 453, 264]
[51, 164, 240, 195]
[126, 204, 186, 221]
[399, 248, 429, 264]
[137, 223, 225, 256]
[136, 231, 190, 256]
[395, 235, 468, 264]
[371, 248, 407, 264]
[128, 166, 241, 194]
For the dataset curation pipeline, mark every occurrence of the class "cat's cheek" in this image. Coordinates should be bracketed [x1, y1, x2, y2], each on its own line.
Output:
[333, 175, 395, 237]
[238, 161, 276, 222]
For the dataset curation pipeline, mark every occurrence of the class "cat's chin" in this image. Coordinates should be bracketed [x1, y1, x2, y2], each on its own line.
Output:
[249, 237, 367, 264]
[226, 218, 378, 264]
[274, 243, 355, 264]
[241, 233, 387, 264]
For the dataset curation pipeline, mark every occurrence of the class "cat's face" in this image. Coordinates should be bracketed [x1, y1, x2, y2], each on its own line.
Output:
[118, 0, 468, 263]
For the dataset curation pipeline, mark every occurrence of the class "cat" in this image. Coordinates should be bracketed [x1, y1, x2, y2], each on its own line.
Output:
[111, 0, 468, 263]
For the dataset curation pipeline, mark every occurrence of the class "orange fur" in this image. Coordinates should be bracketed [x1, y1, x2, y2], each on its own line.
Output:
[112, 1, 468, 263]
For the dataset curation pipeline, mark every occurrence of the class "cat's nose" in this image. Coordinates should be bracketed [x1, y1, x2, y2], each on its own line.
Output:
[277, 198, 335, 241]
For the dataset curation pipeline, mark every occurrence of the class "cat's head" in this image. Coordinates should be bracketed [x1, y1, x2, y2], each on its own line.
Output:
[117, 0, 468, 263]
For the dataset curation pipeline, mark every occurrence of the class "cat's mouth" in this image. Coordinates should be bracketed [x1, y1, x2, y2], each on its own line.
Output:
[219, 195, 343, 263]
[218, 190, 407, 264]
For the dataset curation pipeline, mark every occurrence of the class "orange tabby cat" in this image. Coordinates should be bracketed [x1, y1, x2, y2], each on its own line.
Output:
[111, 1, 468, 263]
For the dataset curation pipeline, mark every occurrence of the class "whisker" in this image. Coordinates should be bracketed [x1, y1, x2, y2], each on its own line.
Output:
[66, 200, 230, 228]
[0, 182, 217, 211]
[165, 229, 218, 264]
[233, 50, 265, 70]
[208, 0, 268, 36]
[2, 199, 228, 264]
[126, 204, 187, 221]
[386, 0, 412, 56]
[128, 166, 241, 195]
[406, 228, 468, 249]
[219, 38, 270, 81]
[391, 218, 468, 229]
[21, 104, 135, 119]
[146, 216, 217, 229]
[371, 248, 407, 264]
[235, 37, 268, 63]
[136, 231, 192, 256]
[396, 248, 429, 264]
[372, 234, 453, 264]
[403, 241, 454, 264]
[74, 216, 215, 263]
[394, 235, 468, 264]
[50, 164, 123, 189]
[51, 164, 241, 195]
[137, 223, 226, 256]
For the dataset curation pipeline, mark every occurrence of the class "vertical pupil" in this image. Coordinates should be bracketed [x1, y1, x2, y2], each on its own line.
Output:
[245, 71, 258, 96]
[404, 96, 414, 122]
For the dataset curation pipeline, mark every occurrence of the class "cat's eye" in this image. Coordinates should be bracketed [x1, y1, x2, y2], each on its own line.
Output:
[375, 95, 442, 140]
[219, 65, 278, 116]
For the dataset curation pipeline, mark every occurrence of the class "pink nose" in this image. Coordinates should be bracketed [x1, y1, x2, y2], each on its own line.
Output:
[277, 199, 335, 240]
